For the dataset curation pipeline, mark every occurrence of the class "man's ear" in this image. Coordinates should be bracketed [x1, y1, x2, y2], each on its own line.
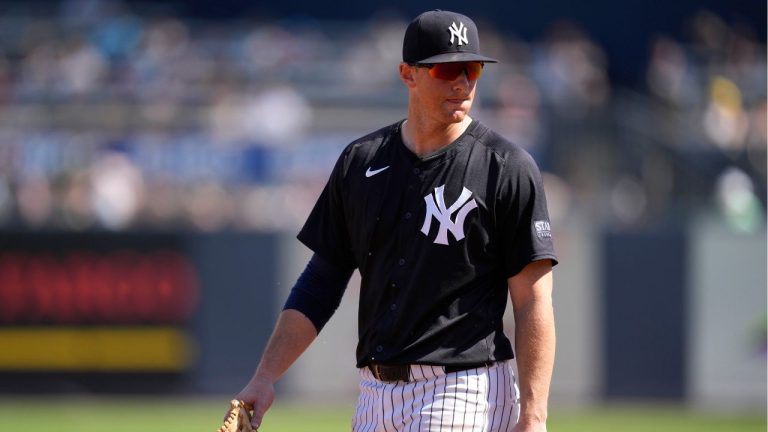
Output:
[399, 63, 417, 88]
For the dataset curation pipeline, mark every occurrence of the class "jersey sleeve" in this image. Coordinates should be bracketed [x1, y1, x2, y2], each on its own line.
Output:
[283, 253, 354, 332]
[297, 148, 358, 270]
[497, 151, 558, 278]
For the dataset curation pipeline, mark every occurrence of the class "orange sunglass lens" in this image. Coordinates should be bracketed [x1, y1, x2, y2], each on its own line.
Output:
[428, 62, 483, 81]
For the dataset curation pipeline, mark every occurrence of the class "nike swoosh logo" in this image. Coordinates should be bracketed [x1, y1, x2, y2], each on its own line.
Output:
[365, 166, 390, 178]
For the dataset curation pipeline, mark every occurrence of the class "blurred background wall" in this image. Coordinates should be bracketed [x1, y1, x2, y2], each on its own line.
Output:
[0, 0, 764, 413]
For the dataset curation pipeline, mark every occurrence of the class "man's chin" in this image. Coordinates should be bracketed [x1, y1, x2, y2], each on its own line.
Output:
[447, 111, 469, 123]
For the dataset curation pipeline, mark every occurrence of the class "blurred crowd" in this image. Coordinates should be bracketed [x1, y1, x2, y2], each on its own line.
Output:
[0, 0, 764, 232]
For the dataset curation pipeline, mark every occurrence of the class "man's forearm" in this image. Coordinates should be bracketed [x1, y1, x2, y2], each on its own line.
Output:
[513, 296, 556, 424]
[250, 308, 318, 384]
[235, 309, 318, 429]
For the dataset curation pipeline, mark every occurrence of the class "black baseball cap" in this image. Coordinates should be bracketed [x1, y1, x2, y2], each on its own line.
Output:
[403, 10, 498, 64]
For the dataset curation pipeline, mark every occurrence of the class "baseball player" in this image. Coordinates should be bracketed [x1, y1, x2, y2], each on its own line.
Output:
[233, 9, 558, 432]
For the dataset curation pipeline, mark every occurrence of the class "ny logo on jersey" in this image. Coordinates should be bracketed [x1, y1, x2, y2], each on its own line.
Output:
[421, 185, 478, 245]
[448, 21, 469, 46]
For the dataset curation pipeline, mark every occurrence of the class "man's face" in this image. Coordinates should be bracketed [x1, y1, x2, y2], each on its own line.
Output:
[405, 62, 480, 125]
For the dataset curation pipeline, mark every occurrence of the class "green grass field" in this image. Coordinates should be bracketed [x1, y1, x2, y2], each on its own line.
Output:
[0, 397, 764, 432]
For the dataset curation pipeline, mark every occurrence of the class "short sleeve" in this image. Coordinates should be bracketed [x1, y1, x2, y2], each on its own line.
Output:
[297, 150, 358, 270]
[497, 151, 558, 278]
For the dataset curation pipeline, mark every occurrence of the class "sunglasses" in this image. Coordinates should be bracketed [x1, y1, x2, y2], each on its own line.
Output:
[412, 62, 485, 81]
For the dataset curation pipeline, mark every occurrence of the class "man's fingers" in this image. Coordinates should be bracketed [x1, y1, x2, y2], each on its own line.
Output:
[250, 403, 267, 429]
[232, 380, 273, 430]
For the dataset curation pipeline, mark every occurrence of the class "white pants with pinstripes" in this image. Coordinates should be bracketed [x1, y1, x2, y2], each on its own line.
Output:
[352, 360, 520, 432]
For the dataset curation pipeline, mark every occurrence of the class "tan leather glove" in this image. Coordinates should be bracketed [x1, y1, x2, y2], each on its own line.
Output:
[217, 400, 256, 432]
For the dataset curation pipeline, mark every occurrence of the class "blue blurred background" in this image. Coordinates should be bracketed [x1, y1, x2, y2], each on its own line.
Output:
[0, 0, 764, 418]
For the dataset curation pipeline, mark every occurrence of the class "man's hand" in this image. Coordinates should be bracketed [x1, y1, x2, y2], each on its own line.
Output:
[229, 310, 318, 430]
[234, 376, 276, 430]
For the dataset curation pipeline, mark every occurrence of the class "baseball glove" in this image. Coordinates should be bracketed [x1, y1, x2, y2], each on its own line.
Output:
[217, 399, 255, 432]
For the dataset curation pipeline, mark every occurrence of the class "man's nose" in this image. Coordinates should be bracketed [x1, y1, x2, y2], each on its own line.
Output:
[452, 70, 472, 90]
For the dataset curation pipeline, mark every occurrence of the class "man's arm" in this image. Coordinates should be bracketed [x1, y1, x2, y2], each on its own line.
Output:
[508, 259, 555, 432]
[235, 253, 354, 429]
[235, 309, 317, 429]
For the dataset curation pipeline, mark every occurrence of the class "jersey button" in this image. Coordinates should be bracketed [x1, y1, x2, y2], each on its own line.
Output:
[404, 212, 412, 220]
[376, 345, 384, 353]
[413, 168, 421, 175]
[398, 258, 405, 266]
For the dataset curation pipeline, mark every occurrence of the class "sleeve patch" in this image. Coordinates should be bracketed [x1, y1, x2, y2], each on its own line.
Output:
[534, 220, 552, 239]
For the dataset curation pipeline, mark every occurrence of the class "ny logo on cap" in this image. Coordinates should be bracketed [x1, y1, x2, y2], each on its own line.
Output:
[448, 21, 469, 46]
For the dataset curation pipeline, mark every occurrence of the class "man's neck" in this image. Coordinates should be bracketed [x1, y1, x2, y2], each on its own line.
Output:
[402, 116, 472, 158]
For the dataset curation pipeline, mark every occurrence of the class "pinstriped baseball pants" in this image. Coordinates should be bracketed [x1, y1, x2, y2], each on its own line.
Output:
[352, 360, 520, 432]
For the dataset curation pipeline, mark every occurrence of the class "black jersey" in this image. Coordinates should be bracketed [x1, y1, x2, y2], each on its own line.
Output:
[297, 119, 557, 368]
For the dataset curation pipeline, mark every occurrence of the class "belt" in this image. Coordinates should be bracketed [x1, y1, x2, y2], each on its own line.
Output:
[368, 361, 496, 383]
